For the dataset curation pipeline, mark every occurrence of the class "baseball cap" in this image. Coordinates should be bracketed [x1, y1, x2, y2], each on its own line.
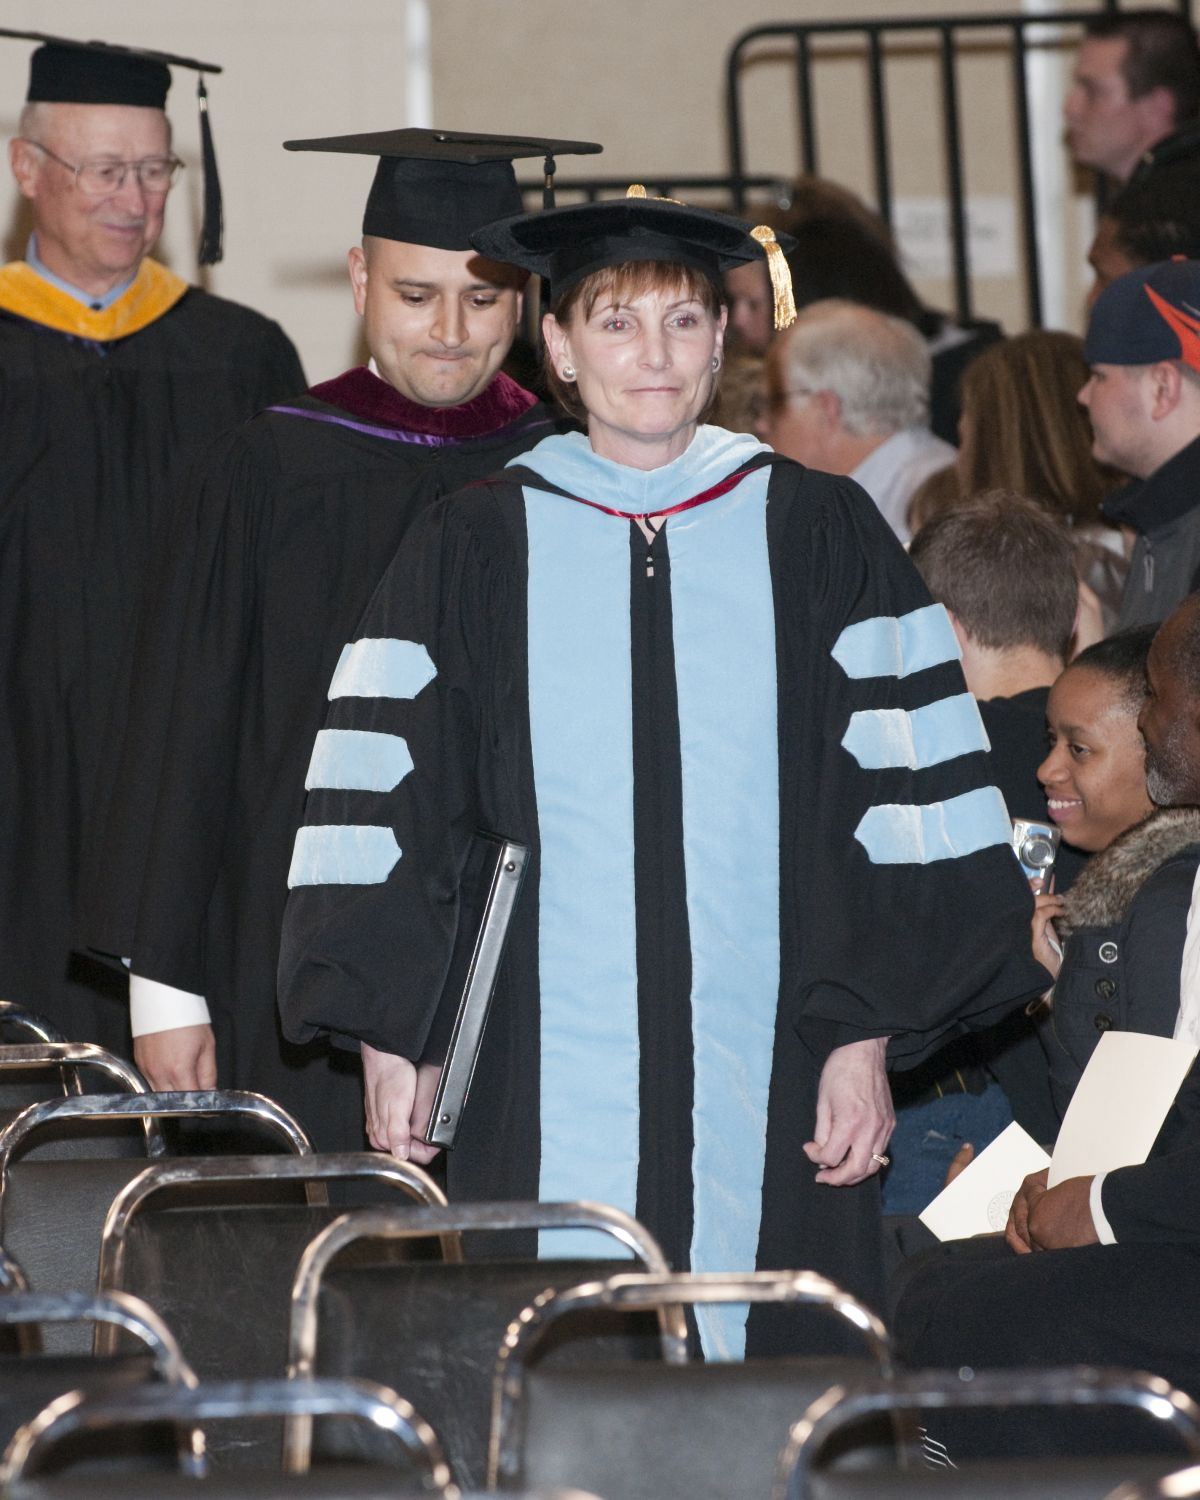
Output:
[1084, 257, 1200, 371]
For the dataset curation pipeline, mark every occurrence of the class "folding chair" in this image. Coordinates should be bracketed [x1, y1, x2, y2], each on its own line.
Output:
[0, 1288, 195, 1473]
[0, 1042, 157, 1158]
[287, 1200, 676, 1488]
[488, 1269, 895, 1499]
[777, 1367, 1200, 1500]
[0, 1091, 309, 1353]
[2, 1376, 449, 1497]
[1105, 1464, 1200, 1498]
[94, 1152, 449, 1468]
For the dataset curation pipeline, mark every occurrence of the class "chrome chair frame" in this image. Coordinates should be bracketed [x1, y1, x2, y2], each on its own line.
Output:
[1106, 1463, 1200, 1498]
[286, 1200, 675, 1474]
[0, 1004, 68, 1046]
[0, 1290, 199, 1473]
[0, 1245, 29, 1296]
[2, 1375, 452, 1491]
[0, 1290, 195, 1386]
[0, 1016, 82, 1107]
[93, 1152, 451, 1356]
[0, 1042, 145, 1094]
[0, 1088, 311, 1208]
[775, 1367, 1200, 1500]
[487, 1268, 893, 1489]
[0, 1042, 151, 1142]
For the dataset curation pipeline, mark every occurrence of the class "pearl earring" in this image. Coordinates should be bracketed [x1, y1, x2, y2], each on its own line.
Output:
[712, 355, 721, 372]
[562, 364, 576, 381]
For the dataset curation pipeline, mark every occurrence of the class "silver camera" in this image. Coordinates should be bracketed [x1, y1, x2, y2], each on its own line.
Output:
[1011, 817, 1061, 886]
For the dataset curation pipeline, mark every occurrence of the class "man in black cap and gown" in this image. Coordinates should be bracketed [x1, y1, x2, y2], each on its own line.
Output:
[83, 129, 596, 1151]
[0, 31, 304, 1052]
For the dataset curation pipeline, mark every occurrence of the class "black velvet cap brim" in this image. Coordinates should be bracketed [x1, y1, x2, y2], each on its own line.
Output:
[283, 127, 602, 165]
[470, 196, 791, 301]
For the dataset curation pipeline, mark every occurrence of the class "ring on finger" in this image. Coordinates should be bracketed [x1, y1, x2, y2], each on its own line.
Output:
[871, 1153, 890, 1167]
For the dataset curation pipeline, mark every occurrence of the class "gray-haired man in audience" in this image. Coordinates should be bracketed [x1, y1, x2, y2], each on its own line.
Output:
[758, 298, 954, 544]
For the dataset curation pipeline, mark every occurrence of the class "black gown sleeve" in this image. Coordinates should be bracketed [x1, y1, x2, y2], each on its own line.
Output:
[238, 316, 306, 412]
[80, 428, 274, 986]
[278, 491, 506, 1058]
[775, 470, 1050, 1064]
[1103, 1054, 1200, 1244]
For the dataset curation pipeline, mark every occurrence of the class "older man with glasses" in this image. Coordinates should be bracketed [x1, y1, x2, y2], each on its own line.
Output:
[757, 298, 954, 546]
[0, 32, 304, 1058]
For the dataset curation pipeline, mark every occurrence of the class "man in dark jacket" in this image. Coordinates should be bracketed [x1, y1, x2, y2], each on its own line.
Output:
[1065, 10, 1200, 188]
[1082, 258, 1200, 628]
[894, 592, 1200, 1437]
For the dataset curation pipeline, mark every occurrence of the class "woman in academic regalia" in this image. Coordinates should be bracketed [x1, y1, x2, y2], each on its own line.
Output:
[279, 190, 1047, 1358]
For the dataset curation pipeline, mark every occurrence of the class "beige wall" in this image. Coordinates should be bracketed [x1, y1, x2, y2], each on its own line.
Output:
[0, 0, 1147, 375]
[428, 0, 1095, 333]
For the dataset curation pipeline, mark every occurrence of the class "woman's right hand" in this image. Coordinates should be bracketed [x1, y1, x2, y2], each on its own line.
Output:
[1031, 891, 1065, 979]
[361, 1043, 443, 1164]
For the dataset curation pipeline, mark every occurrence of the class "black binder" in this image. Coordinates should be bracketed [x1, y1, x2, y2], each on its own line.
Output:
[419, 832, 529, 1149]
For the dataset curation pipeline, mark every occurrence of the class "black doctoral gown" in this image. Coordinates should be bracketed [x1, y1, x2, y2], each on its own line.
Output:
[279, 426, 1047, 1354]
[83, 366, 562, 1151]
[0, 259, 304, 1052]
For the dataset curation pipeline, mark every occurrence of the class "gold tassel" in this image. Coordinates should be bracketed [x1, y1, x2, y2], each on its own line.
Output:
[626, 182, 686, 205]
[750, 224, 797, 330]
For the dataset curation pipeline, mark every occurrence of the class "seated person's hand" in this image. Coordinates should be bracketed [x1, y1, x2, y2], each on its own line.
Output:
[1007, 1168, 1098, 1254]
[1006, 1167, 1048, 1254]
[944, 1141, 974, 1188]
[1031, 892, 1065, 978]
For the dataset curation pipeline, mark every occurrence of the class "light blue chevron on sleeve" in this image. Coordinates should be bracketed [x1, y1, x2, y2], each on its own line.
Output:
[842, 693, 990, 771]
[287, 825, 401, 887]
[328, 639, 436, 700]
[854, 786, 1010, 864]
[304, 729, 414, 793]
[832, 604, 959, 680]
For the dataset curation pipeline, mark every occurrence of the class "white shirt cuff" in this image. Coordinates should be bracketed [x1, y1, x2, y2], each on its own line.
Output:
[128, 974, 211, 1038]
[1090, 1171, 1117, 1244]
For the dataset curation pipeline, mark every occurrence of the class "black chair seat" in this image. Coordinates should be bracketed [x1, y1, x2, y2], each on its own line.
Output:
[3, 1159, 158, 1351]
[12, 1481, 600, 1499]
[518, 1357, 876, 1500]
[117, 1204, 434, 1469]
[315, 1258, 659, 1487]
[9, 1467, 426, 1499]
[0, 1350, 178, 1477]
[0, 1349, 156, 1441]
[804, 1457, 1182, 1499]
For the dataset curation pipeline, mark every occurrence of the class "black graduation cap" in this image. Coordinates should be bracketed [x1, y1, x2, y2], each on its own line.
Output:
[0, 27, 224, 265]
[282, 128, 603, 252]
[470, 185, 798, 328]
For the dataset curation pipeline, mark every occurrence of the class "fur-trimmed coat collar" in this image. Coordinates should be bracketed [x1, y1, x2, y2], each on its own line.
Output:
[1057, 807, 1200, 939]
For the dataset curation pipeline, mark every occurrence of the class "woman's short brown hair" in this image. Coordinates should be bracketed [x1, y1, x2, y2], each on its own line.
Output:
[544, 260, 725, 419]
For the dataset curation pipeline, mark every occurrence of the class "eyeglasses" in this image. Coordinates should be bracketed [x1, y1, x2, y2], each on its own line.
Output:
[765, 385, 817, 414]
[23, 140, 184, 196]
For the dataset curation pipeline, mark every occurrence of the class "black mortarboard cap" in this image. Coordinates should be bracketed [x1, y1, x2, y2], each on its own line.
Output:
[282, 128, 603, 251]
[0, 28, 224, 265]
[471, 186, 798, 327]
